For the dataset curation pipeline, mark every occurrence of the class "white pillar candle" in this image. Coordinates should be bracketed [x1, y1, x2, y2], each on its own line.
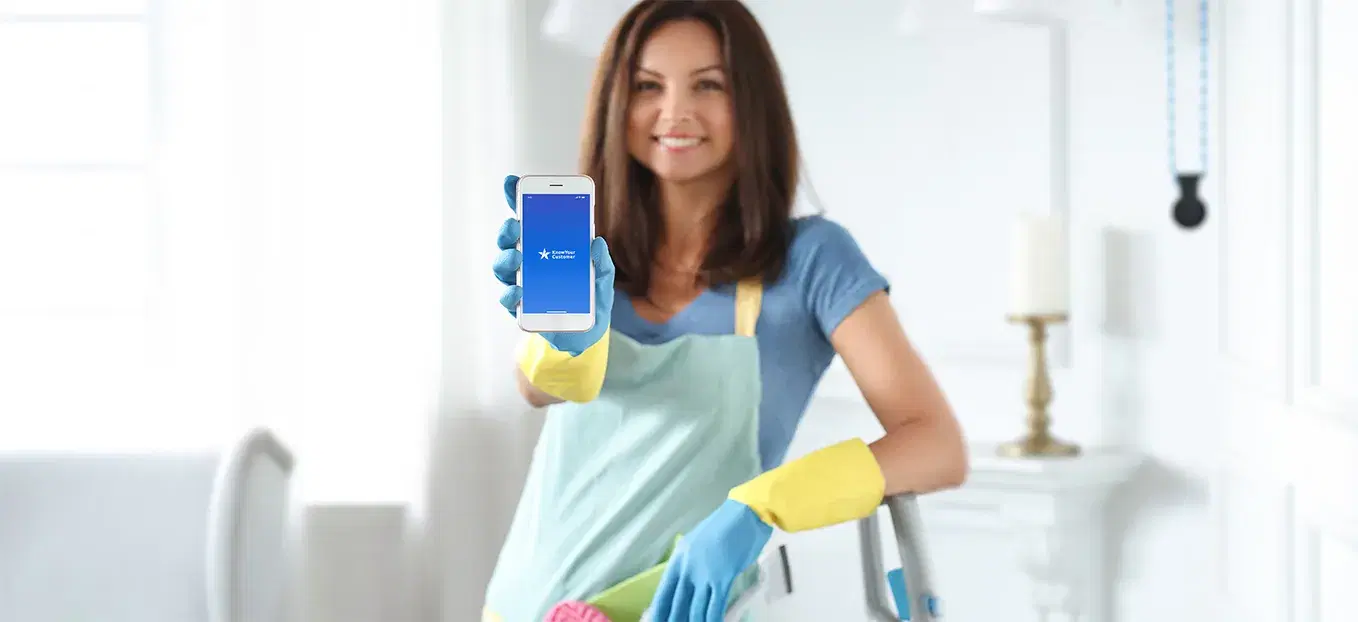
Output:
[1008, 214, 1069, 317]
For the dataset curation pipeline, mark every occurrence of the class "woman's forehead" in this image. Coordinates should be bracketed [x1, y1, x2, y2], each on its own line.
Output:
[636, 20, 724, 73]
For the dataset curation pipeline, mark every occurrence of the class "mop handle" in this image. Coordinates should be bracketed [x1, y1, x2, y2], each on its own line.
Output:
[859, 493, 941, 621]
[709, 494, 937, 621]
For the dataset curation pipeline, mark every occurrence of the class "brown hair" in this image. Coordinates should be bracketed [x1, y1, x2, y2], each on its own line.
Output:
[580, 0, 800, 297]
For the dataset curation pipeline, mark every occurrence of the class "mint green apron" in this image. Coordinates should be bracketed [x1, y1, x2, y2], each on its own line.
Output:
[483, 280, 767, 622]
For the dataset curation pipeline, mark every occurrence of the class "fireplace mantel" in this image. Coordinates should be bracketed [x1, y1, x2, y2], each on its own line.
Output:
[917, 445, 1144, 621]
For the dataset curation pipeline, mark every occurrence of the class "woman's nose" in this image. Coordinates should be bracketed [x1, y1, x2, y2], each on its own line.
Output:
[658, 89, 696, 123]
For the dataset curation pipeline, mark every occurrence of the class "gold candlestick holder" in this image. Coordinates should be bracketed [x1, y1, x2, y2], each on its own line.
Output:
[998, 313, 1080, 458]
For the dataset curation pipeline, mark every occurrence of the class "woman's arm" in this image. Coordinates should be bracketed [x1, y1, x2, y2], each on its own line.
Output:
[516, 367, 566, 408]
[832, 291, 968, 495]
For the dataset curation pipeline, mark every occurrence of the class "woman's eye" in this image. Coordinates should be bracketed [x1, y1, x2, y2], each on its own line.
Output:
[696, 79, 724, 91]
[634, 80, 661, 92]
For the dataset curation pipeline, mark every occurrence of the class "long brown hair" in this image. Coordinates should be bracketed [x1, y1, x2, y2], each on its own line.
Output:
[580, 0, 800, 297]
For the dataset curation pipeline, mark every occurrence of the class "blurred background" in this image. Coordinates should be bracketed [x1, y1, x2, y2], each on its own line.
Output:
[0, 0, 1354, 621]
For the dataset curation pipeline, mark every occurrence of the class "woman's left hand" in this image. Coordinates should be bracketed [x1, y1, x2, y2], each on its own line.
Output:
[648, 499, 773, 622]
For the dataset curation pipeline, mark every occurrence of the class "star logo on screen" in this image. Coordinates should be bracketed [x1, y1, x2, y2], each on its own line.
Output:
[539, 249, 549, 259]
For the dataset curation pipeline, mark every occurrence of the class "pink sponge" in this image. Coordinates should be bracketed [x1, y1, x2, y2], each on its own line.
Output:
[543, 601, 612, 622]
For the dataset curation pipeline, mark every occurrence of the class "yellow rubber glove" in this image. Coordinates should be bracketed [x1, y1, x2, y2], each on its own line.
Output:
[727, 438, 886, 532]
[515, 331, 610, 403]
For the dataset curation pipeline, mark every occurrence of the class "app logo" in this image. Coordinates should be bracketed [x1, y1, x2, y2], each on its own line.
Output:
[539, 248, 576, 260]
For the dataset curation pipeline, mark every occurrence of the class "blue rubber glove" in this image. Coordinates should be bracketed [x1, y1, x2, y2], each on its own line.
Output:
[492, 174, 615, 356]
[649, 499, 774, 622]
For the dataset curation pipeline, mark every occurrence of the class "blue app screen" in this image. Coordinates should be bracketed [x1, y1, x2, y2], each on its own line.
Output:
[520, 193, 592, 314]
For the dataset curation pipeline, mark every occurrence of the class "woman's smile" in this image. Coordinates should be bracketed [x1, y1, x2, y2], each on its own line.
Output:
[654, 134, 706, 152]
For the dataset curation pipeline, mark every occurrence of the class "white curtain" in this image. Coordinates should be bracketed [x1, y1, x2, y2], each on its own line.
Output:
[156, 0, 446, 505]
[161, 0, 538, 615]
[2, 0, 539, 615]
[424, 1, 543, 619]
[162, 0, 523, 616]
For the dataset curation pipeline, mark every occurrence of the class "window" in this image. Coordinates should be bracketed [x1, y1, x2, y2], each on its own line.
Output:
[0, 1, 157, 313]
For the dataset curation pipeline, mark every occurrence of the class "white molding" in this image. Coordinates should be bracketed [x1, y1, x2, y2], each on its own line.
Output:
[1291, 515, 1319, 622]
[1216, 0, 1293, 404]
[1294, 488, 1358, 549]
[1219, 1, 1358, 620]
[1288, 0, 1321, 408]
[1288, 0, 1358, 422]
[0, 162, 148, 171]
[972, 0, 1073, 25]
[1222, 410, 1357, 620]
[0, 13, 146, 23]
[1224, 357, 1291, 405]
[1214, 460, 1358, 622]
[968, 11, 1074, 371]
[1215, 456, 1296, 622]
[1291, 486, 1358, 622]
[1225, 400, 1358, 497]
[1216, 0, 1287, 401]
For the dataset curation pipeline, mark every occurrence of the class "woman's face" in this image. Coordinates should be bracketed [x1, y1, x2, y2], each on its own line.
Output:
[626, 19, 735, 184]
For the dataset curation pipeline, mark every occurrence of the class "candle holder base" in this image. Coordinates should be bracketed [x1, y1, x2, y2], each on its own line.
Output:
[997, 435, 1081, 459]
[1002, 312, 1079, 460]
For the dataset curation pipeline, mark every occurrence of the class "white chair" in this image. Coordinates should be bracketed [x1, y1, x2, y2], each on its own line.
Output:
[0, 427, 295, 622]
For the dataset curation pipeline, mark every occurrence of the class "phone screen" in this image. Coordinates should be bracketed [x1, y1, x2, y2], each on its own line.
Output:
[520, 193, 592, 315]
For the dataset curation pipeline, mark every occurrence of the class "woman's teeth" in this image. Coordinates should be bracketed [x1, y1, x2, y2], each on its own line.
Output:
[658, 136, 701, 149]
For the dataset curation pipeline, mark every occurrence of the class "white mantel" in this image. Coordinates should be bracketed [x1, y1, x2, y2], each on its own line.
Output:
[917, 445, 1143, 622]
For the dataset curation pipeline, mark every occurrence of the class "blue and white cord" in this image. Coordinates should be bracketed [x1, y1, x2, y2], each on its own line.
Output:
[1166, 0, 1210, 175]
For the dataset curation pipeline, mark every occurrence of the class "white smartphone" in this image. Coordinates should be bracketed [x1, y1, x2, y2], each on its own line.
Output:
[515, 174, 597, 333]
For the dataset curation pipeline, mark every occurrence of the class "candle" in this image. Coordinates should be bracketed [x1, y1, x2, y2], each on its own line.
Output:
[1008, 214, 1069, 317]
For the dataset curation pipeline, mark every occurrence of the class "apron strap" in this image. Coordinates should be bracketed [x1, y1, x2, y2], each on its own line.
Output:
[734, 279, 763, 337]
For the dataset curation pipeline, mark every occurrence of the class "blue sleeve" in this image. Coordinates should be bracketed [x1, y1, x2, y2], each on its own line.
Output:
[790, 216, 891, 339]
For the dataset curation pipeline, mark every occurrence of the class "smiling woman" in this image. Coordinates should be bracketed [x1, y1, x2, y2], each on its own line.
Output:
[582, 0, 798, 312]
[625, 22, 736, 183]
[484, 2, 967, 621]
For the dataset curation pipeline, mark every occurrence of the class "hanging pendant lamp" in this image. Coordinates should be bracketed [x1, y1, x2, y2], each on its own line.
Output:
[896, 0, 930, 35]
[896, 0, 978, 34]
[973, 0, 1069, 24]
[540, 0, 638, 56]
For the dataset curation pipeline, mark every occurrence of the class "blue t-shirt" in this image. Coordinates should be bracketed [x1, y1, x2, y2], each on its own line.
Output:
[610, 215, 890, 470]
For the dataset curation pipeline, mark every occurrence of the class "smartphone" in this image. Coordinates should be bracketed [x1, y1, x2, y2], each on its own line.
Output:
[516, 174, 596, 333]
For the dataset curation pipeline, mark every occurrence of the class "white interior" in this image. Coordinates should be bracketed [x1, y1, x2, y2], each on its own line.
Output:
[0, 0, 1354, 621]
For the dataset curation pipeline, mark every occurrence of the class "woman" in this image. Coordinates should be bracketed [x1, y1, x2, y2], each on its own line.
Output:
[486, 2, 967, 621]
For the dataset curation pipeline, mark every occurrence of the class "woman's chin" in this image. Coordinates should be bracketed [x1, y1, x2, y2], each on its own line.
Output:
[647, 161, 723, 185]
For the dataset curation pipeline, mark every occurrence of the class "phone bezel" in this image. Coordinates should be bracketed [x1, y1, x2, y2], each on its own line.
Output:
[515, 174, 597, 333]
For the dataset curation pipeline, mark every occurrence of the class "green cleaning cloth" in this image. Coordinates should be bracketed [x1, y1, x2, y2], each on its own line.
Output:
[586, 536, 682, 622]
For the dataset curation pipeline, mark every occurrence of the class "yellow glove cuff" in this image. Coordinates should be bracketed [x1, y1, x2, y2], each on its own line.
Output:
[728, 438, 886, 533]
[515, 331, 610, 403]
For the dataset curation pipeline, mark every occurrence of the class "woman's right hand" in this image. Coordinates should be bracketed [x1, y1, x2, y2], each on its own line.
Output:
[492, 174, 615, 357]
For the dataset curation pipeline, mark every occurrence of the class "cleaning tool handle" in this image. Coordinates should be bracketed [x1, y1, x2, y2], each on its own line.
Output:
[859, 494, 941, 621]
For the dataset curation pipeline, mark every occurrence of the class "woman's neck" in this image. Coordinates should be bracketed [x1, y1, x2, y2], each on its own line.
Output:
[655, 176, 730, 271]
